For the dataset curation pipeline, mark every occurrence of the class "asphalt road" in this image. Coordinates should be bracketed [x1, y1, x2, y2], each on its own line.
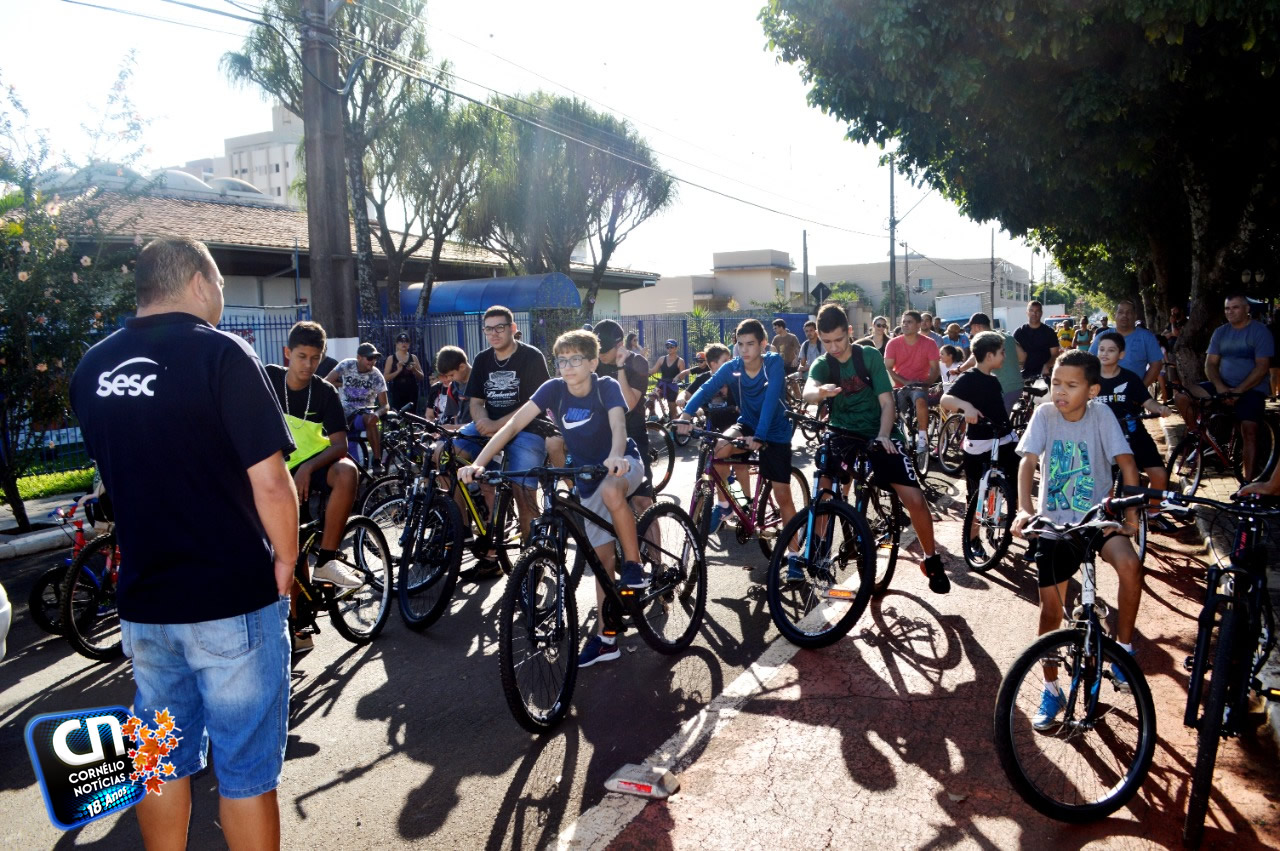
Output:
[0, 435, 853, 849]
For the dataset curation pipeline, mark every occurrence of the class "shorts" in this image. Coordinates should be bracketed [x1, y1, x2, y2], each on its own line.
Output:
[895, 386, 929, 413]
[120, 597, 291, 799]
[455, 422, 547, 489]
[735, 423, 793, 484]
[706, 405, 738, 433]
[962, 441, 1020, 502]
[346, 411, 372, 434]
[1123, 424, 1164, 471]
[1035, 533, 1124, 588]
[1198, 381, 1266, 422]
[578, 457, 646, 548]
[830, 435, 920, 489]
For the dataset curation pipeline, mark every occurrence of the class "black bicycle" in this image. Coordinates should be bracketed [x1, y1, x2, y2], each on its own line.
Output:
[1121, 485, 1280, 846]
[767, 412, 876, 648]
[962, 437, 1016, 572]
[478, 464, 706, 733]
[993, 493, 1157, 822]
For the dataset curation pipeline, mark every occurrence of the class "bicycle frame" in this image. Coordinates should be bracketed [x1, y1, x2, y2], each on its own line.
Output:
[688, 437, 771, 536]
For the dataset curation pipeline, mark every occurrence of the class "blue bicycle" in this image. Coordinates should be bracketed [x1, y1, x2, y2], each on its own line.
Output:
[58, 532, 122, 661]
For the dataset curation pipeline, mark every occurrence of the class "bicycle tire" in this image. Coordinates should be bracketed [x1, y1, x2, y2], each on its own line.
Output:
[647, 422, 675, 493]
[328, 516, 393, 643]
[366, 493, 411, 565]
[938, 414, 965, 476]
[766, 501, 875, 648]
[1184, 602, 1239, 846]
[1165, 436, 1204, 498]
[756, 466, 810, 559]
[498, 547, 579, 733]
[963, 473, 1014, 573]
[690, 482, 714, 543]
[630, 503, 707, 654]
[862, 485, 900, 596]
[358, 473, 408, 516]
[398, 496, 463, 631]
[59, 534, 122, 662]
[1135, 507, 1148, 565]
[993, 628, 1157, 822]
[1230, 415, 1278, 485]
[492, 491, 521, 575]
[29, 565, 68, 635]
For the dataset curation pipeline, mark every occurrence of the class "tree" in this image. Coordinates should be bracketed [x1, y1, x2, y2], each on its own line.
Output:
[751, 291, 794, 314]
[760, 0, 1280, 381]
[686, 305, 719, 353]
[0, 71, 139, 531]
[223, 0, 432, 316]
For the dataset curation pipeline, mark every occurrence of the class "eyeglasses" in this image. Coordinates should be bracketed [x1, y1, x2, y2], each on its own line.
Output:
[874, 323, 887, 329]
[483, 323, 510, 335]
[555, 355, 589, 370]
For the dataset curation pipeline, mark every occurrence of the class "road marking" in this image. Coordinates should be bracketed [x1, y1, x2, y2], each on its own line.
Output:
[551, 631, 804, 850]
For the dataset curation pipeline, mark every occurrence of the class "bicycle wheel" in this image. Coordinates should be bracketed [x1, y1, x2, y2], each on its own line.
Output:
[862, 485, 900, 596]
[358, 473, 408, 516]
[498, 547, 579, 733]
[1165, 437, 1204, 498]
[756, 466, 810, 559]
[366, 493, 412, 564]
[993, 628, 1157, 822]
[492, 490, 523, 575]
[963, 473, 1014, 573]
[938, 414, 965, 476]
[1231, 416, 1278, 484]
[690, 481, 714, 543]
[766, 501, 875, 648]
[59, 534, 122, 662]
[647, 422, 675, 493]
[398, 496, 463, 631]
[328, 516, 393, 643]
[631, 503, 707, 653]
[1184, 602, 1239, 846]
[29, 565, 68, 635]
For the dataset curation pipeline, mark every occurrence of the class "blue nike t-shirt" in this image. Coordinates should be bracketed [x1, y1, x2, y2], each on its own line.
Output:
[530, 374, 639, 495]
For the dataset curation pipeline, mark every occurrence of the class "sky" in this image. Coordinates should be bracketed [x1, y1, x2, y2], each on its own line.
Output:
[3, 0, 1042, 280]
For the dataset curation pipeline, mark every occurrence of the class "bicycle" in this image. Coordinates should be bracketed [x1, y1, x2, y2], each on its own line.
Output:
[892, 381, 937, 478]
[1122, 485, 1280, 845]
[993, 493, 1157, 822]
[30, 496, 111, 636]
[480, 465, 705, 733]
[58, 531, 123, 661]
[1010, 377, 1049, 435]
[289, 494, 393, 645]
[646, 420, 676, 493]
[935, 411, 966, 476]
[1165, 390, 1280, 498]
[685, 427, 810, 559]
[767, 412, 876, 647]
[962, 437, 1017, 572]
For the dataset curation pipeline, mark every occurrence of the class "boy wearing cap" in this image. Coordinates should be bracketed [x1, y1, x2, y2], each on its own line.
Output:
[384, 332, 424, 411]
[327, 341, 390, 472]
[593, 321, 652, 502]
[650, 339, 686, 415]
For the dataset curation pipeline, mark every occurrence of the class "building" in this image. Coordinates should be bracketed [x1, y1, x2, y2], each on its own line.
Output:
[624, 249, 805, 314]
[178, 104, 303, 206]
[814, 255, 1031, 320]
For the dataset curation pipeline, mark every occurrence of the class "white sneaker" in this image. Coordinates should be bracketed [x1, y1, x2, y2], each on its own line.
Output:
[313, 558, 363, 589]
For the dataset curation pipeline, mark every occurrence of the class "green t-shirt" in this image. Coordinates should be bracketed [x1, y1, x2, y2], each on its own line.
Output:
[809, 346, 894, 439]
[993, 331, 1023, 395]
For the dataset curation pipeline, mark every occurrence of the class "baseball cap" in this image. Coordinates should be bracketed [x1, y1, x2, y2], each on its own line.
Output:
[665, 339, 678, 347]
[395, 332, 410, 342]
[357, 341, 381, 358]
[968, 312, 991, 329]
[593, 319, 625, 351]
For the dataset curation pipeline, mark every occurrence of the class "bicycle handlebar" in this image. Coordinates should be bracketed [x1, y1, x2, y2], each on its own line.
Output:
[1119, 485, 1280, 517]
[782, 409, 864, 440]
[684, 426, 752, 449]
[476, 464, 611, 485]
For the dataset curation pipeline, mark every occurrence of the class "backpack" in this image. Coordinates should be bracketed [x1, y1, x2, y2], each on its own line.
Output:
[823, 344, 873, 390]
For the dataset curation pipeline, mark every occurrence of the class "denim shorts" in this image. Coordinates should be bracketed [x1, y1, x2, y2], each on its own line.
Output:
[455, 423, 547, 489]
[578, 458, 646, 548]
[120, 597, 291, 799]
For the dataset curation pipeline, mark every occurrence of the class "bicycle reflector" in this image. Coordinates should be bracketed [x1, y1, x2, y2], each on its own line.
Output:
[824, 588, 855, 600]
[604, 764, 680, 800]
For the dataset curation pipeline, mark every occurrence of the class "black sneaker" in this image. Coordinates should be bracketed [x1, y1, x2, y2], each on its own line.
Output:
[1023, 538, 1039, 564]
[921, 554, 950, 594]
[1149, 514, 1178, 534]
[968, 537, 988, 562]
[466, 557, 502, 581]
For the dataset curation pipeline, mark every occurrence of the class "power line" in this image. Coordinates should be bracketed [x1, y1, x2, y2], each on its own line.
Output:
[61, 0, 246, 36]
[902, 246, 991, 282]
[896, 188, 934, 224]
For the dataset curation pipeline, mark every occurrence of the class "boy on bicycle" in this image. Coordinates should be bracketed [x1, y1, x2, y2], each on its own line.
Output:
[457, 330, 645, 668]
[883, 310, 940, 456]
[684, 343, 739, 530]
[941, 331, 1019, 561]
[677, 319, 797, 558]
[326, 341, 390, 472]
[1012, 349, 1142, 728]
[593, 319, 654, 515]
[803, 303, 947, 593]
[426, 345, 471, 428]
[266, 321, 361, 593]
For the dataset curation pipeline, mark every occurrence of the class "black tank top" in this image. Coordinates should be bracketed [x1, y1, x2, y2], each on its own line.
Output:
[389, 356, 418, 396]
[659, 355, 680, 381]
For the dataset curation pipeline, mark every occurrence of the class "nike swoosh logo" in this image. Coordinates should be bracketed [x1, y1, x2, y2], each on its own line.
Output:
[563, 417, 592, 429]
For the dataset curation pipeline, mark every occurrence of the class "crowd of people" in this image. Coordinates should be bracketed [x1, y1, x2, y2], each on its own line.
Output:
[66, 236, 1280, 848]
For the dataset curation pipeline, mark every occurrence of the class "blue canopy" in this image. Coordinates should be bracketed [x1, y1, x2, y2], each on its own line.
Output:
[402, 273, 582, 315]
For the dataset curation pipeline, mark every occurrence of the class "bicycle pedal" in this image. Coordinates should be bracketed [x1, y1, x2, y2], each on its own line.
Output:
[759, 527, 779, 541]
[1184, 655, 1195, 672]
[1262, 687, 1280, 703]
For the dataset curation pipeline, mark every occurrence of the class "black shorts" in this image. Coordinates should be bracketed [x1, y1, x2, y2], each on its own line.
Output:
[1198, 381, 1266, 422]
[867, 437, 920, 489]
[962, 442, 1020, 502]
[1035, 532, 1124, 588]
[735, 424, 793, 484]
[1124, 425, 1163, 471]
[707, 405, 738, 432]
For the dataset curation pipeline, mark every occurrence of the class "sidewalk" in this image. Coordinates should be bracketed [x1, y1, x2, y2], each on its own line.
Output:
[0, 493, 88, 560]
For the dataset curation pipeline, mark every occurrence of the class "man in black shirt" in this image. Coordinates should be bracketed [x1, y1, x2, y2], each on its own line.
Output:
[594, 319, 654, 508]
[456, 306, 551, 572]
[267, 320, 361, 594]
[1014, 300, 1061, 378]
[70, 238, 296, 849]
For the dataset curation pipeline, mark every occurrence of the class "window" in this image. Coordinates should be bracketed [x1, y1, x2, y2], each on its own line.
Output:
[274, 163, 280, 173]
[276, 187, 282, 196]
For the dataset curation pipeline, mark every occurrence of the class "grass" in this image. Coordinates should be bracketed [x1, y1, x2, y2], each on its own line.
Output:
[0, 468, 95, 505]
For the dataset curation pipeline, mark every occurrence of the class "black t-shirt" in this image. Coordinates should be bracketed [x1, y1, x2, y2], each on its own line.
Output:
[1096, 367, 1151, 436]
[1015, 324, 1059, 377]
[598, 351, 650, 446]
[265, 364, 346, 438]
[948, 370, 1013, 441]
[465, 340, 550, 421]
[70, 312, 294, 625]
[426, 380, 470, 425]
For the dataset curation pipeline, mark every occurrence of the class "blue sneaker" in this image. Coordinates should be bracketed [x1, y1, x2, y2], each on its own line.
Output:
[786, 554, 806, 583]
[709, 504, 730, 533]
[1111, 647, 1135, 694]
[578, 635, 620, 668]
[1032, 687, 1065, 730]
[619, 560, 649, 589]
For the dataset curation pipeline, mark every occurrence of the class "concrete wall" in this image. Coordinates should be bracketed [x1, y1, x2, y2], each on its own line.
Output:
[815, 257, 1031, 317]
[621, 276, 694, 313]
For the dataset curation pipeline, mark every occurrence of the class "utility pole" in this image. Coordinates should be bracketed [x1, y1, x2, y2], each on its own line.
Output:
[301, 0, 357, 351]
[802, 229, 809, 311]
[901, 242, 912, 311]
[888, 157, 897, 322]
[989, 228, 996, 315]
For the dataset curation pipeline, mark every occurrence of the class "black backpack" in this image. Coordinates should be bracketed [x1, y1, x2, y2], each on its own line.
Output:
[823, 344, 873, 390]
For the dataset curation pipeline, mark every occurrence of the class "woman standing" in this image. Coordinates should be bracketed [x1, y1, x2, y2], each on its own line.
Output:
[855, 315, 891, 353]
[384, 331, 424, 411]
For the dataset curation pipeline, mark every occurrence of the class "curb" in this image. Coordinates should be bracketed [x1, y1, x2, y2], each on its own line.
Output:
[0, 527, 74, 560]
